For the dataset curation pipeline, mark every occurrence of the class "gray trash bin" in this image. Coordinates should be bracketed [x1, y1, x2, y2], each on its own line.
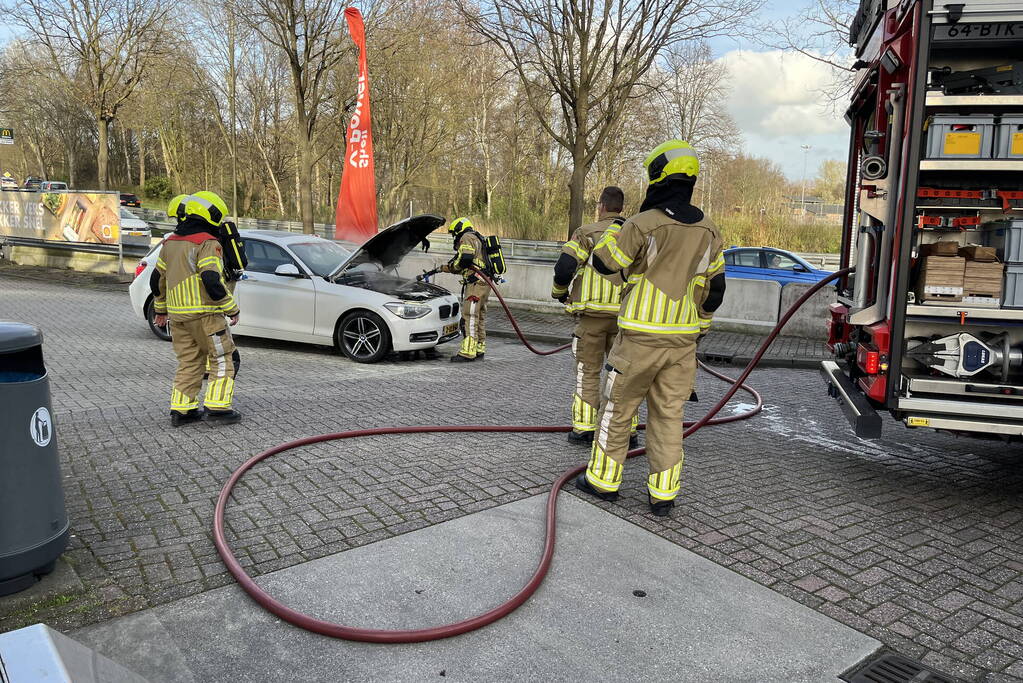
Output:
[0, 321, 69, 596]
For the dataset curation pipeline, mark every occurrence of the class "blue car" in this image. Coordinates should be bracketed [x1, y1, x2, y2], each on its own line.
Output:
[723, 247, 832, 285]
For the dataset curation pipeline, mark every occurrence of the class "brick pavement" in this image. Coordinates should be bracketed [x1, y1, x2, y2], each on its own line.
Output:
[0, 265, 1022, 682]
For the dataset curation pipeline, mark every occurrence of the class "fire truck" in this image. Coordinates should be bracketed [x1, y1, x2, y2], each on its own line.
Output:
[822, 0, 1023, 439]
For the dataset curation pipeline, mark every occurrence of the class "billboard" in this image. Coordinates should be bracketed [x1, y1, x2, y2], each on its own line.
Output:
[0, 191, 120, 244]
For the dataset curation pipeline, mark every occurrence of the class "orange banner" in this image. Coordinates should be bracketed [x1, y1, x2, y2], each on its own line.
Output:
[335, 7, 378, 243]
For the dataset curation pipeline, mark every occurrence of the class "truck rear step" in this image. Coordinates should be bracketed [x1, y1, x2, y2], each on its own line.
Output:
[820, 361, 883, 439]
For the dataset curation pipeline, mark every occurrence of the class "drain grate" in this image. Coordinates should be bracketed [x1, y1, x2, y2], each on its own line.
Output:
[843, 652, 960, 683]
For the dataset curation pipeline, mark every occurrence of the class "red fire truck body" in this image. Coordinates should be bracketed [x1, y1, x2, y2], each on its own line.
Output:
[823, 0, 1023, 439]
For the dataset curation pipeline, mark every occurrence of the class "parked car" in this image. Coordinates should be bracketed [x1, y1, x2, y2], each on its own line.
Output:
[1, 177, 16, 190]
[128, 215, 461, 363]
[723, 246, 833, 285]
[39, 181, 68, 191]
[23, 176, 42, 190]
[120, 207, 151, 237]
[120, 192, 141, 207]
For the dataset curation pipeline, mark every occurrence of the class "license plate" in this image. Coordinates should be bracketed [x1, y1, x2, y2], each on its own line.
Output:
[443, 323, 458, 336]
[933, 23, 1023, 42]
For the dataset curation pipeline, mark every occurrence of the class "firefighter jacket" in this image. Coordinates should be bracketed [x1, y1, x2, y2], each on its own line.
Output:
[153, 226, 240, 322]
[591, 208, 724, 346]
[441, 231, 487, 284]
[552, 213, 626, 317]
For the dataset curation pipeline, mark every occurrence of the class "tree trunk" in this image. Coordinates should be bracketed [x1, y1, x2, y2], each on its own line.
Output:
[138, 133, 146, 191]
[97, 117, 110, 190]
[567, 145, 587, 239]
[67, 143, 76, 188]
[123, 127, 134, 185]
[297, 112, 314, 233]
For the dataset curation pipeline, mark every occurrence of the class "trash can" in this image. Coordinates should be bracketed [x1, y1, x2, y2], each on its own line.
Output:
[0, 321, 69, 596]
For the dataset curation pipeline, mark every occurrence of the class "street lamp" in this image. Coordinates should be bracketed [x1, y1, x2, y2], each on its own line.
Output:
[800, 145, 812, 222]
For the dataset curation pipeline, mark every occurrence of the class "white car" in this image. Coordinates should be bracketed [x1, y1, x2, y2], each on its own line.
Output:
[120, 208, 151, 237]
[128, 215, 461, 363]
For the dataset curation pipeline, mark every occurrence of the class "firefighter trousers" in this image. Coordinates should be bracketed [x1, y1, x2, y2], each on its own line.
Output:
[571, 316, 637, 435]
[586, 335, 697, 502]
[170, 315, 238, 413]
[458, 281, 490, 358]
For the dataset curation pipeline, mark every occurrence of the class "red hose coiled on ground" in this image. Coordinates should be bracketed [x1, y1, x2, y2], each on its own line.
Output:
[213, 267, 852, 642]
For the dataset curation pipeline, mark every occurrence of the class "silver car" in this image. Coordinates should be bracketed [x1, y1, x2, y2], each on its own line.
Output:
[128, 215, 461, 363]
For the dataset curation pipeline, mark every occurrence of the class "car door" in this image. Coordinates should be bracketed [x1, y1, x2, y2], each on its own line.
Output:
[763, 250, 816, 284]
[234, 240, 316, 338]
[724, 249, 767, 280]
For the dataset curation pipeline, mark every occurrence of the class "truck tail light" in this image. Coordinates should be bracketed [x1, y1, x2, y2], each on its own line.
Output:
[857, 344, 880, 374]
[134, 260, 147, 280]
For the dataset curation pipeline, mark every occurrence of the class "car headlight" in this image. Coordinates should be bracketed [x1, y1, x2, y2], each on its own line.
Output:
[384, 302, 431, 319]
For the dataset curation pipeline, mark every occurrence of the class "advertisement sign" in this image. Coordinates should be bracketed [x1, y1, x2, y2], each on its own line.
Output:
[334, 7, 379, 243]
[0, 192, 120, 244]
[0, 128, 13, 145]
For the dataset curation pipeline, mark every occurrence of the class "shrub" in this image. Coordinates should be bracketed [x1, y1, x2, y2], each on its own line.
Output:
[144, 176, 173, 201]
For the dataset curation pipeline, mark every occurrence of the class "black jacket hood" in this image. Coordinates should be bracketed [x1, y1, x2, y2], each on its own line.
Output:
[640, 177, 704, 224]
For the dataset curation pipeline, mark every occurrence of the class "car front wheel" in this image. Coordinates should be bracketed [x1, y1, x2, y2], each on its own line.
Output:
[336, 311, 391, 363]
[145, 298, 171, 341]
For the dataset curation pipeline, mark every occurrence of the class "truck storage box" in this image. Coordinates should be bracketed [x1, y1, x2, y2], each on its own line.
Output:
[995, 115, 1023, 159]
[985, 220, 1023, 262]
[920, 240, 960, 257]
[916, 255, 965, 302]
[925, 114, 995, 159]
[1004, 264, 1023, 308]
[959, 245, 997, 261]
[964, 260, 1004, 298]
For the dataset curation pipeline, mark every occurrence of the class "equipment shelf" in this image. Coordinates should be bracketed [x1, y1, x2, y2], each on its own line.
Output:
[925, 93, 1023, 109]
[919, 160, 1023, 171]
[906, 304, 1023, 322]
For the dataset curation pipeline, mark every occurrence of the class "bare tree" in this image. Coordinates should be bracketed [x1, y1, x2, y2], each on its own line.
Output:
[461, 0, 761, 235]
[238, 0, 366, 232]
[6, 0, 172, 189]
[762, 0, 858, 103]
[657, 42, 740, 155]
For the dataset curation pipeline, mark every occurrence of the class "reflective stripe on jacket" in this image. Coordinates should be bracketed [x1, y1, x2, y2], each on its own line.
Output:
[560, 215, 625, 317]
[591, 208, 724, 346]
[154, 237, 239, 320]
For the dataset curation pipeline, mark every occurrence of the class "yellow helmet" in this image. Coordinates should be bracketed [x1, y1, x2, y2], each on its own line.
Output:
[448, 217, 473, 236]
[644, 140, 700, 184]
[167, 194, 187, 221]
[180, 191, 229, 227]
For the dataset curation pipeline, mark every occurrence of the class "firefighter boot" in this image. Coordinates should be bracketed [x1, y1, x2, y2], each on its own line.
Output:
[567, 430, 594, 444]
[170, 408, 204, 427]
[574, 474, 619, 502]
[648, 496, 674, 517]
[207, 409, 242, 425]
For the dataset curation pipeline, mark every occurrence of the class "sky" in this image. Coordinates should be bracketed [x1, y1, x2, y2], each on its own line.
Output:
[706, 1, 851, 182]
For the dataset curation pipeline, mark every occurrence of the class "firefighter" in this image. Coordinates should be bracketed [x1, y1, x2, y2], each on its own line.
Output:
[438, 217, 491, 362]
[168, 194, 244, 376]
[152, 191, 242, 426]
[574, 140, 726, 516]
[551, 186, 638, 447]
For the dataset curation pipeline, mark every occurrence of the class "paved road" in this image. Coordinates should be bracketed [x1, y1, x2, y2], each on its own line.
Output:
[0, 269, 1021, 681]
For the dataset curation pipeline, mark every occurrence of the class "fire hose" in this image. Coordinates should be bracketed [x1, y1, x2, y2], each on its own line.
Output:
[213, 267, 853, 643]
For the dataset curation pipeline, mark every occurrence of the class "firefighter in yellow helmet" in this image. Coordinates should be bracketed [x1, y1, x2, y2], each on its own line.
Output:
[551, 186, 638, 448]
[436, 217, 492, 362]
[574, 141, 726, 516]
[151, 191, 242, 426]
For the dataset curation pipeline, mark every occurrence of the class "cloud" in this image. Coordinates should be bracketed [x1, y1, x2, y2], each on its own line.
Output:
[717, 49, 846, 137]
[715, 49, 849, 179]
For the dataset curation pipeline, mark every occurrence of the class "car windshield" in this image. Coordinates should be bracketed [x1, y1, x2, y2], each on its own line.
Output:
[119, 208, 135, 219]
[289, 240, 352, 277]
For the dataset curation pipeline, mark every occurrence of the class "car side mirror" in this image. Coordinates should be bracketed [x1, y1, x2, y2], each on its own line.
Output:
[792, 264, 809, 273]
[274, 263, 303, 277]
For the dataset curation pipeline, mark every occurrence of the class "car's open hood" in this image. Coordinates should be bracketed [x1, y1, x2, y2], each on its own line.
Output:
[329, 214, 445, 278]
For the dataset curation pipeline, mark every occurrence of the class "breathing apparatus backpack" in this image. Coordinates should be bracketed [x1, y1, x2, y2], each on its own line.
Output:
[469, 230, 507, 277]
[218, 221, 248, 281]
